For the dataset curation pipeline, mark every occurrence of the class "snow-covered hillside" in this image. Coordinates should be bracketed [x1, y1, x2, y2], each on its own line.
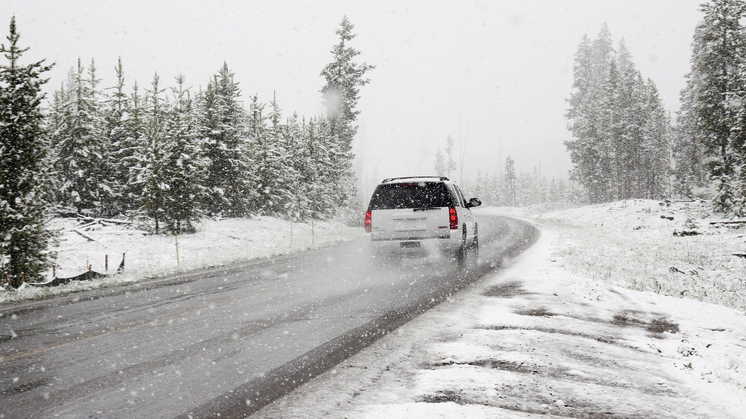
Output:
[0, 216, 363, 304]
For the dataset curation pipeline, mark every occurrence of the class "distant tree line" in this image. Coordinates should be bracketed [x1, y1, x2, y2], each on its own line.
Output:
[0, 16, 372, 286]
[462, 156, 580, 208]
[432, 142, 578, 208]
[48, 59, 353, 231]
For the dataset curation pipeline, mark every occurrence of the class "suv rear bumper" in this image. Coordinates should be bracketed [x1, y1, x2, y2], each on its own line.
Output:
[369, 235, 463, 257]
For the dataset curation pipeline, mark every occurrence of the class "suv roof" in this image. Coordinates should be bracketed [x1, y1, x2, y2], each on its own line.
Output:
[381, 176, 450, 184]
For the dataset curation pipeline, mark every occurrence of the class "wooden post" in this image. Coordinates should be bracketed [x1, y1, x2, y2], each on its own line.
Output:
[86, 258, 90, 271]
[21, 272, 25, 284]
[53, 265, 56, 278]
[105, 255, 108, 271]
[4, 273, 8, 284]
[311, 219, 315, 246]
[174, 232, 180, 267]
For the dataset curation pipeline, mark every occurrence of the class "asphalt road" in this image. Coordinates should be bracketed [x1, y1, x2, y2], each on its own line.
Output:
[0, 215, 537, 419]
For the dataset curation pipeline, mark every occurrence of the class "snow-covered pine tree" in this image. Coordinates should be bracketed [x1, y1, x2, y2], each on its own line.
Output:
[120, 81, 146, 213]
[673, 84, 708, 198]
[136, 73, 168, 233]
[279, 112, 304, 220]
[161, 75, 205, 233]
[684, 0, 746, 213]
[567, 26, 672, 203]
[0, 16, 55, 286]
[320, 16, 374, 211]
[445, 135, 457, 179]
[641, 80, 672, 199]
[249, 94, 294, 215]
[434, 148, 445, 176]
[503, 156, 517, 207]
[104, 58, 135, 215]
[53, 58, 109, 215]
[303, 116, 336, 218]
[199, 63, 254, 217]
[565, 31, 613, 203]
[46, 82, 68, 206]
[295, 116, 320, 220]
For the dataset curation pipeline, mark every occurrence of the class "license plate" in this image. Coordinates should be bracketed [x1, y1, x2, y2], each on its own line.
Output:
[400, 242, 421, 248]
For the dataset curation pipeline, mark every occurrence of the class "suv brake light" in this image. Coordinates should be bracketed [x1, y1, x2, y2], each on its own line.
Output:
[449, 207, 458, 230]
[365, 210, 372, 233]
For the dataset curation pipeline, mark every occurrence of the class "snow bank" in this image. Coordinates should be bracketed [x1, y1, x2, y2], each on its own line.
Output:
[0, 216, 363, 304]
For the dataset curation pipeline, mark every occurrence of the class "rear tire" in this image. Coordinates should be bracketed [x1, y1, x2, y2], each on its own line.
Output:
[454, 226, 468, 268]
[472, 224, 479, 263]
[467, 235, 479, 272]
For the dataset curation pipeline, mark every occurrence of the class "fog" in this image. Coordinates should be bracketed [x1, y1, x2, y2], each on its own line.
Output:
[5, 0, 702, 197]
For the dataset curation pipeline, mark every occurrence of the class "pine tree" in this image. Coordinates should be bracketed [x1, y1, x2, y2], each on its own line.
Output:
[684, 0, 746, 212]
[46, 82, 67, 206]
[503, 156, 517, 206]
[641, 80, 672, 199]
[445, 135, 457, 178]
[303, 116, 336, 218]
[120, 81, 146, 213]
[161, 75, 205, 233]
[250, 94, 294, 215]
[282, 113, 306, 221]
[567, 26, 672, 203]
[320, 16, 374, 210]
[434, 148, 445, 176]
[104, 57, 135, 215]
[0, 16, 55, 286]
[674, 84, 708, 198]
[199, 63, 254, 217]
[54, 59, 109, 214]
[136, 73, 168, 233]
[565, 32, 611, 203]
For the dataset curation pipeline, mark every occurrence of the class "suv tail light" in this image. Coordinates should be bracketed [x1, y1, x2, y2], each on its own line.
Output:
[449, 207, 458, 230]
[365, 210, 372, 233]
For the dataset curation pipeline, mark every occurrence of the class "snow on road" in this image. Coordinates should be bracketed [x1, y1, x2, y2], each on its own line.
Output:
[253, 216, 746, 418]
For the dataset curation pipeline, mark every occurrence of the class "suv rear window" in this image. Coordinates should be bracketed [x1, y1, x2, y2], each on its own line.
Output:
[368, 182, 454, 210]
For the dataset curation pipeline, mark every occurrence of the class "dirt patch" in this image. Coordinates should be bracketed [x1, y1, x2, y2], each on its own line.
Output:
[420, 390, 466, 404]
[483, 280, 524, 298]
[612, 310, 679, 335]
[612, 310, 647, 327]
[647, 318, 679, 334]
[516, 307, 555, 317]
[429, 358, 539, 375]
[479, 325, 650, 353]
[421, 388, 645, 419]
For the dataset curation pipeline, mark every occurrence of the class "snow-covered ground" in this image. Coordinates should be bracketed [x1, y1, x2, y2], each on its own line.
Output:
[253, 201, 746, 418]
[0, 216, 363, 304]
[536, 199, 746, 313]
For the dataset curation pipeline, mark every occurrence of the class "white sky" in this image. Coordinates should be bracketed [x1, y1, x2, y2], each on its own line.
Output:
[4, 0, 704, 195]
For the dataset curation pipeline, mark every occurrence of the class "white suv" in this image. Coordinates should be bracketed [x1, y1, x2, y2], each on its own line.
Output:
[365, 176, 481, 263]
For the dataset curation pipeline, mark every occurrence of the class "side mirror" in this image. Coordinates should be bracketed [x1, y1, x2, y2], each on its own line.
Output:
[467, 198, 481, 208]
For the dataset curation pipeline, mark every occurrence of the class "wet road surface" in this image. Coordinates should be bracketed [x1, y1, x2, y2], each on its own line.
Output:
[0, 215, 537, 418]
